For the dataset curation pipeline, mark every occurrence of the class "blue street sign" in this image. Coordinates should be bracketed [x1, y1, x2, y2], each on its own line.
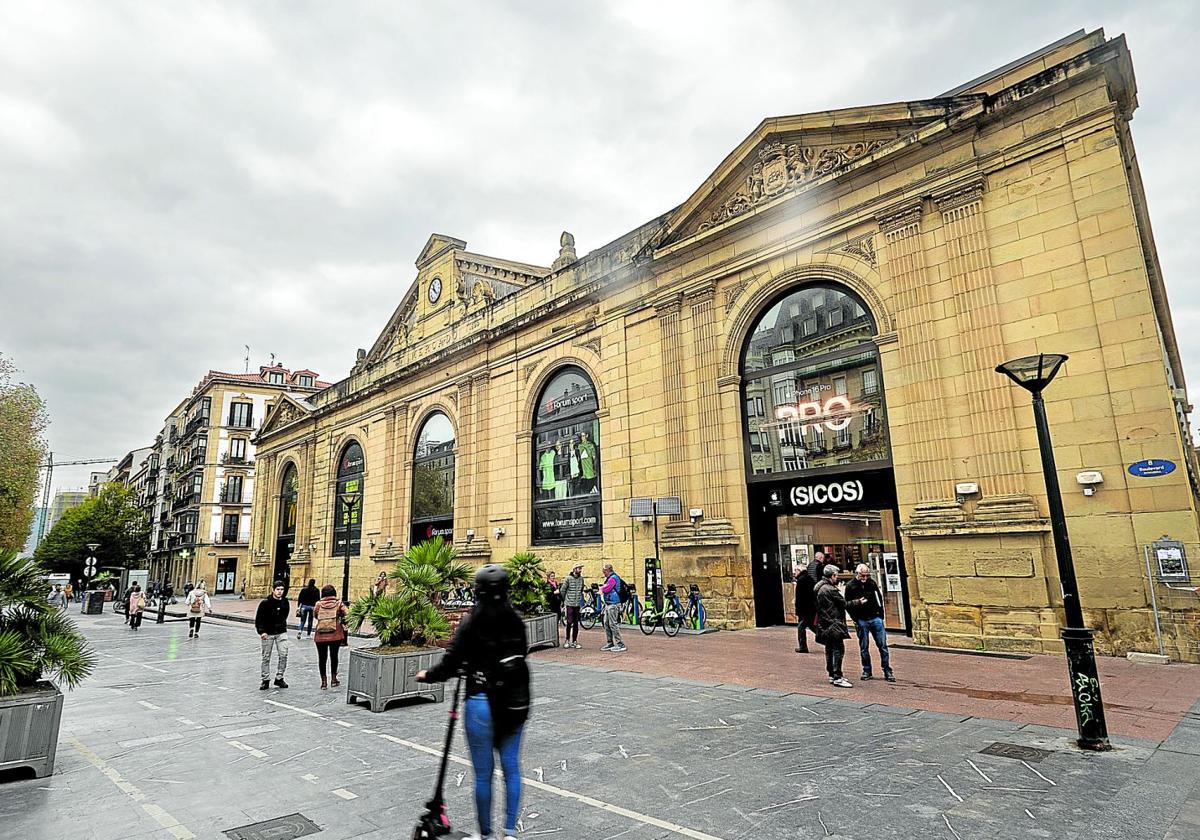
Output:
[1128, 459, 1176, 478]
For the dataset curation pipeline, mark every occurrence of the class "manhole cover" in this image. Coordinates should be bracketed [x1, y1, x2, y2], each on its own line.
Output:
[979, 742, 1055, 763]
[224, 813, 321, 840]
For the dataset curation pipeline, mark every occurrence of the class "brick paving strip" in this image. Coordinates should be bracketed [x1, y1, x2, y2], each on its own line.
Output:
[540, 624, 1200, 741]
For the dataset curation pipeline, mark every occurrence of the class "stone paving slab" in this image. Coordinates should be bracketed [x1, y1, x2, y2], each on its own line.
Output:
[3, 611, 1200, 840]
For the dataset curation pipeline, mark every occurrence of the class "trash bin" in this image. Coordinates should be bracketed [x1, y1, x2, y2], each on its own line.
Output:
[81, 590, 105, 615]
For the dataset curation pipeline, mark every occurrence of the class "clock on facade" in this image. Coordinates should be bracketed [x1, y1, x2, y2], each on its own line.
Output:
[428, 277, 442, 304]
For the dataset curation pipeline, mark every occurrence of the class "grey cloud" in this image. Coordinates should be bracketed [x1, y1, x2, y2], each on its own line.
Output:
[1, 0, 1197, 493]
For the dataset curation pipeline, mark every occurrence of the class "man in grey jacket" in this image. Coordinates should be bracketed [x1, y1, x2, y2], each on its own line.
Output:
[560, 563, 586, 648]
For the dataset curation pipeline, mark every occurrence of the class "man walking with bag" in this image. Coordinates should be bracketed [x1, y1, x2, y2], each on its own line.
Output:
[255, 581, 290, 690]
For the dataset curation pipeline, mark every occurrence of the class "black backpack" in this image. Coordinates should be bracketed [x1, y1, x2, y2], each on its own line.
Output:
[486, 653, 531, 737]
[617, 578, 632, 604]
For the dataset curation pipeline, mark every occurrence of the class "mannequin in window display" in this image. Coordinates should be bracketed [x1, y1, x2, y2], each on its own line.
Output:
[538, 445, 556, 500]
[553, 440, 570, 500]
[575, 430, 598, 494]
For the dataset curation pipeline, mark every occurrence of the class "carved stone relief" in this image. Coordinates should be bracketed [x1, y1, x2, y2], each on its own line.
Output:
[697, 139, 890, 232]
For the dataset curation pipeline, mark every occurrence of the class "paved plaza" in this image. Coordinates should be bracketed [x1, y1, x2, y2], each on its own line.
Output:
[6, 609, 1200, 839]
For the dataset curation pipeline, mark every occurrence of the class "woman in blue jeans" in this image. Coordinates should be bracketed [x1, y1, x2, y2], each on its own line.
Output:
[419, 565, 530, 840]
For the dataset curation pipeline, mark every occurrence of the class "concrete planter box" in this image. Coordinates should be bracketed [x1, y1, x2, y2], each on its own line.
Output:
[346, 647, 444, 713]
[524, 613, 559, 651]
[0, 682, 64, 780]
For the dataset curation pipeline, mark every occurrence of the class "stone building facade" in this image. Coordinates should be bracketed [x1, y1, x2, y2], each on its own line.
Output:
[146, 366, 328, 593]
[250, 30, 1200, 658]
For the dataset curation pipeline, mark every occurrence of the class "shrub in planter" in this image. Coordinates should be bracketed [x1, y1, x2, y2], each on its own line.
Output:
[503, 552, 559, 650]
[504, 551, 549, 616]
[343, 539, 467, 712]
[0, 550, 96, 778]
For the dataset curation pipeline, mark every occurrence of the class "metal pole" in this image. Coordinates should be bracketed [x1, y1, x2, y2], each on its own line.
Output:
[36, 453, 53, 549]
[1030, 390, 1111, 750]
[1145, 545, 1165, 657]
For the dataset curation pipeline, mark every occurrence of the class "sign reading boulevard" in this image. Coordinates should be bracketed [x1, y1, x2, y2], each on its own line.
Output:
[1128, 459, 1176, 478]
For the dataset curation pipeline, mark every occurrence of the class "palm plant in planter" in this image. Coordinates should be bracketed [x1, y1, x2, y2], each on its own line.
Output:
[343, 538, 469, 712]
[0, 550, 96, 778]
[504, 552, 559, 650]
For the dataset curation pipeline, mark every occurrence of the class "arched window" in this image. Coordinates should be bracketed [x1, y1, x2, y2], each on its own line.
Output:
[274, 463, 298, 587]
[532, 366, 601, 544]
[411, 412, 456, 545]
[333, 441, 364, 557]
[740, 283, 889, 477]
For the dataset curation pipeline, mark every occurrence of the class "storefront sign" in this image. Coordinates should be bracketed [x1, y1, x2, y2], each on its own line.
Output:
[1128, 459, 1176, 478]
[789, 479, 864, 507]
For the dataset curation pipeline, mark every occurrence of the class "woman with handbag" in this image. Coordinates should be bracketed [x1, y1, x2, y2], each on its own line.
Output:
[417, 565, 530, 840]
[814, 564, 853, 688]
[313, 585, 348, 689]
[185, 581, 212, 639]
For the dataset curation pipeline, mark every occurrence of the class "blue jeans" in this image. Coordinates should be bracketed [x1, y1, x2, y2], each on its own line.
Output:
[297, 605, 314, 635]
[854, 617, 891, 676]
[463, 693, 523, 836]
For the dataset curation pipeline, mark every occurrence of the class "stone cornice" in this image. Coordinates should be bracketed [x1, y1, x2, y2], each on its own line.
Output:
[876, 201, 924, 234]
[932, 177, 986, 213]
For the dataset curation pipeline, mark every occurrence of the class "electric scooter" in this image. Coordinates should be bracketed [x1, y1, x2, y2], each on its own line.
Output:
[412, 675, 469, 839]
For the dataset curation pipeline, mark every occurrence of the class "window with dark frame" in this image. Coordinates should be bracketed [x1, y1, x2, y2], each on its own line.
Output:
[229, 401, 253, 428]
[411, 412, 456, 545]
[333, 442, 363, 556]
[740, 283, 890, 480]
[222, 513, 240, 542]
[532, 366, 602, 545]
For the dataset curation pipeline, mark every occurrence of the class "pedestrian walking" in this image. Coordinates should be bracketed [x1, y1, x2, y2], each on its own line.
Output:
[599, 563, 626, 653]
[845, 564, 895, 682]
[63, 582, 73, 605]
[255, 581, 290, 690]
[560, 562, 585, 649]
[373, 571, 389, 597]
[186, 581, 211, 638]
[128, 585, 146, 631]
[47, 584, 67, 610]
[815, 564, 852, 688]
[313, 585, 348, 689]
[417, 564, 530, 840]
[238, 577, 247, 600]
[120, 584, 135, 623]
[296, 578, 320, 639]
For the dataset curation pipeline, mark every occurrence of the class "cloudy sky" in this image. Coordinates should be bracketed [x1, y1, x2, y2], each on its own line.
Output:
[3, 1, 1198, 497]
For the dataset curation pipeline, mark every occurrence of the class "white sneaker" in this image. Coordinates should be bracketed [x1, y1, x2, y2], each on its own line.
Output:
[832, 677, 853, 688]
[611, 644, 627, 652]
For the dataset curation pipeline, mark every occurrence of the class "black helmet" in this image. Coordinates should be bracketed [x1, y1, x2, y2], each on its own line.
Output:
[474, 564, 509, 601]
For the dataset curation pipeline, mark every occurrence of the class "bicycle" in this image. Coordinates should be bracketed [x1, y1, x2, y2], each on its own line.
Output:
[639, 584, 684, 637]
[580, 583, 641, 628]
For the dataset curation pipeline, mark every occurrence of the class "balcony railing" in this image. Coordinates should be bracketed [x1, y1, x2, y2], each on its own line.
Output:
[226, 417, 255, 430]
[218, 533, 246, 544]
[184, 413, 209, 437]
[219, 489, 245, 504]
[171, 492, 200, 511]
[220, 452, 254, 466]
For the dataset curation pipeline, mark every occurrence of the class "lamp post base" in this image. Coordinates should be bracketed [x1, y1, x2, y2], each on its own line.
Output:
[1062, 627, 1112, 751]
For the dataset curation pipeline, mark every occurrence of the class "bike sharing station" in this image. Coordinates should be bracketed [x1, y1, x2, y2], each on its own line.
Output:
[624, 496, 717, 636]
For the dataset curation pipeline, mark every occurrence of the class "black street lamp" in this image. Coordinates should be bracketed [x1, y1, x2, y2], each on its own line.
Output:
[996, 352, 1111, 751]
[340, 493, 360, 606]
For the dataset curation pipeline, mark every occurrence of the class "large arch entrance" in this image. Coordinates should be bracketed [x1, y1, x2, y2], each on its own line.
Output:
[739, 282, 910, 631]
[274, 463, 298, 593]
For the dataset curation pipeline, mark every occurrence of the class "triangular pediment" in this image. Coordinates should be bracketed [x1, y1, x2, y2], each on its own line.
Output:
[256, 393, 315, 441]
[663, 98, 982, 245]
[416, 233, 467, 269]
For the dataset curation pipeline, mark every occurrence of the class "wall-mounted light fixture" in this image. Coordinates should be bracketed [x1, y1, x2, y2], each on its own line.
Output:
[1076, 470, 1104, 497]
[494, 526, 505, 539]
[954, 481, 980, 504]
[466, 529, 475, 541]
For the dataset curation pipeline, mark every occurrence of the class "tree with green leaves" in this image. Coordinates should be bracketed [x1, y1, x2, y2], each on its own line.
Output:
[33, 484, 150, 582]
[0, 354, 49, 554]
[0, 549, 95, 695]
